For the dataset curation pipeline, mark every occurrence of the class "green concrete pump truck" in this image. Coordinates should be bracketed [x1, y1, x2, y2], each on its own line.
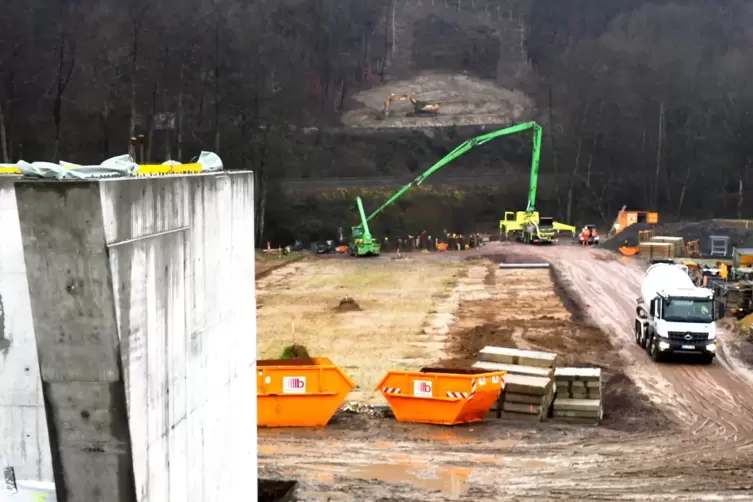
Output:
[348, 121, 574, 256]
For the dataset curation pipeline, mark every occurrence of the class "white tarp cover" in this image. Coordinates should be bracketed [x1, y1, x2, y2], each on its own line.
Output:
[11, 151, 224, 179]
[193, 151, 223, 171]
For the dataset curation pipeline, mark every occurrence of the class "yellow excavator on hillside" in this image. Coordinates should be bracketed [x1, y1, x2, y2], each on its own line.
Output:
[378, 93, 440, 119]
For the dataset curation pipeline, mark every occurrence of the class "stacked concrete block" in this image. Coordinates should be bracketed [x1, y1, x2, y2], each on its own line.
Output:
[553, 367, 603, 422]
[474, 346, 557, 421]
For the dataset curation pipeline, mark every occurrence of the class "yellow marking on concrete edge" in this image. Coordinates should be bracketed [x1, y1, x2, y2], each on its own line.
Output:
[0, 163, 205, 175]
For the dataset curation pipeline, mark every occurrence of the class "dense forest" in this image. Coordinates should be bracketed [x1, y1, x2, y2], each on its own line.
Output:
[2, 0, 753, 242]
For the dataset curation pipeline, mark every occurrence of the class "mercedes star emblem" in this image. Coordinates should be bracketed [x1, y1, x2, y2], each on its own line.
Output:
[684, 333, 693, 341]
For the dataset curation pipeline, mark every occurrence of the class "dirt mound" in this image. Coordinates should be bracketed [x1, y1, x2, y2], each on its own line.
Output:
[440, 324, 516, 368]
[521, 321, 615, 367]
[335, 296, 362, 312]
[601, 223, 656, 250]
[602, 372, 674, 431]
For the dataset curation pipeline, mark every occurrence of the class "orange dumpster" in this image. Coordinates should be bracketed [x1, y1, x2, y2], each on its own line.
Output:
[376, 367, 506, 425]
[257, 357, 356, 427]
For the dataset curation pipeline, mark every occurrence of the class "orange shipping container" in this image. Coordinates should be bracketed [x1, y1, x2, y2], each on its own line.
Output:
[615, 210, 658, 235]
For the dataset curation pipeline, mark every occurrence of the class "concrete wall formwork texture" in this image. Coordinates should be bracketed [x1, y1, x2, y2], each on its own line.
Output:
[12, 172, 257, 502]
[0, 178, 54, 485]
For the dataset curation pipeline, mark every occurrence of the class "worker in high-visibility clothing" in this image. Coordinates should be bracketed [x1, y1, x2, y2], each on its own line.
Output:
[580, 228, 590, 246]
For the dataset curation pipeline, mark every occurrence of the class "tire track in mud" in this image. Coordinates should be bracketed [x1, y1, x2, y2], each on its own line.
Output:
[506, 244, 753, 445]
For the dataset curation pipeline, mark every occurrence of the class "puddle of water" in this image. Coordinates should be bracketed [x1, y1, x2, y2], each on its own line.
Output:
[349, 462, 472, 496]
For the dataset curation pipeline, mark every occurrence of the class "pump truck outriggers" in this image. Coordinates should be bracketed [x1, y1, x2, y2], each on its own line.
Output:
[634, 263, 716, 364]
[349, 122, 573, 256]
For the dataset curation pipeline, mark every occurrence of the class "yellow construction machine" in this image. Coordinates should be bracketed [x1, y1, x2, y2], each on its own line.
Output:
[379, 93, 440, 119]
[497, 122, 576, 244]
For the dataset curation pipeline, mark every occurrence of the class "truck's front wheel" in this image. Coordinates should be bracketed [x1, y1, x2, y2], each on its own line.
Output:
[649, 338, 663, 362]
[634, 321, 642, 345]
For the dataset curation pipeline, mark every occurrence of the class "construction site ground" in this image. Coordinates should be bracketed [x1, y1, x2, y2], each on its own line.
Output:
[256, 244, 753, 501]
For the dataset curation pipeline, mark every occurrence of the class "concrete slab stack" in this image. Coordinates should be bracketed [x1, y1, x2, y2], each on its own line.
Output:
[553, 367, 603, 422]
[474, 346, 557, 421]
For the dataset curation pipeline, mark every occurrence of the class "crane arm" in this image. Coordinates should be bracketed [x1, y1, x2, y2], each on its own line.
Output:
[365, 121, 542, 222]
[355, 196, 371, 238]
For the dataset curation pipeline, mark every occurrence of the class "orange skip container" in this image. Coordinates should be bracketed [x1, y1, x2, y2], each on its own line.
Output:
[376, 368, 506, 425]
[257, 357, 356, 427]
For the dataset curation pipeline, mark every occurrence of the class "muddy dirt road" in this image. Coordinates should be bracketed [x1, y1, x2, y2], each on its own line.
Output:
[258, 246, 753, 501]
[514, 243, 753, 436]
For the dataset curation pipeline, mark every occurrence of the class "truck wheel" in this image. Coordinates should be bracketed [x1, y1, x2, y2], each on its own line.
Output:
[649, 338, 663, 362]
[634, 321, 642, 345]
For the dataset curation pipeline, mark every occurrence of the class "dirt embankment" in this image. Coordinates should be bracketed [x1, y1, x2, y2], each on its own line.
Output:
[341, 72, 534, 129]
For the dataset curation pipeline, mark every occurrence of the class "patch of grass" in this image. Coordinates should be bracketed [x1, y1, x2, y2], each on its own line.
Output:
[280, 344, 311, 360]
[256, 259, 465, 400]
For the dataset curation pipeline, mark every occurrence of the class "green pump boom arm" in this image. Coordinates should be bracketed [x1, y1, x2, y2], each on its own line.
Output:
[361, 121, 542, 225]
[355, 196, 371, 237]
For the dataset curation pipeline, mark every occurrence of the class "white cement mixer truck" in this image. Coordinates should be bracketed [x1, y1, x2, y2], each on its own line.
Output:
[634, 263, 716, 363]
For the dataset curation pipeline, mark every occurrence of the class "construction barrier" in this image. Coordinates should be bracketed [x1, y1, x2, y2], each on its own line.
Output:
[257, 357, 356, 427]
[376, 367, 506, 425]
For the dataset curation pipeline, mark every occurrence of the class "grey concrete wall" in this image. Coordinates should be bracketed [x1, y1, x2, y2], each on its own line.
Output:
[15, 182, 138, 502]
[13, 172, 257, 502]
[0, 178, 53, 485]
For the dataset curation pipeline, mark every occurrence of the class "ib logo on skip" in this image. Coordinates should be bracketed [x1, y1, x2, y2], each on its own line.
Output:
[413, 380, 433, 397]
[283, 376, 307, 393]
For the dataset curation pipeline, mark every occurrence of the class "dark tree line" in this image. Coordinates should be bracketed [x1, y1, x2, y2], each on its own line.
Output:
[2, 0, 753, 242]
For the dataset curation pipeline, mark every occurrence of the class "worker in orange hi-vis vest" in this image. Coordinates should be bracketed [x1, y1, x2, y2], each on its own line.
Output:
[580, 227, 590, 246]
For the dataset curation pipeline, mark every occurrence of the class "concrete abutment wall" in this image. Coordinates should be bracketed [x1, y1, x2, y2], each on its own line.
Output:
[0, 178, 54, 485]
[9, 172, 257, 501]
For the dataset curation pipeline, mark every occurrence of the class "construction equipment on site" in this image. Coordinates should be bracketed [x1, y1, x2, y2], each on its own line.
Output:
[686, 240, 701, 257]
[349, 122, 566, 256]
[608, 208, 659, 237]
[727, 248, 753, 281]
[497, 123, 575, 244]
[634, 263, 716, 364]
[379, 93, 440, 119]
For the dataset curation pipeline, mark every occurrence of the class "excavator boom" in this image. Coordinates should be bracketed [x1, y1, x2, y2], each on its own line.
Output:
[383, 93, 440, 117]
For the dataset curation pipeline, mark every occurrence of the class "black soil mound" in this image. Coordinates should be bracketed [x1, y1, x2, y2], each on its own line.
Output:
[602, 219, 753, 256]
[335, 296, 362, 312]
